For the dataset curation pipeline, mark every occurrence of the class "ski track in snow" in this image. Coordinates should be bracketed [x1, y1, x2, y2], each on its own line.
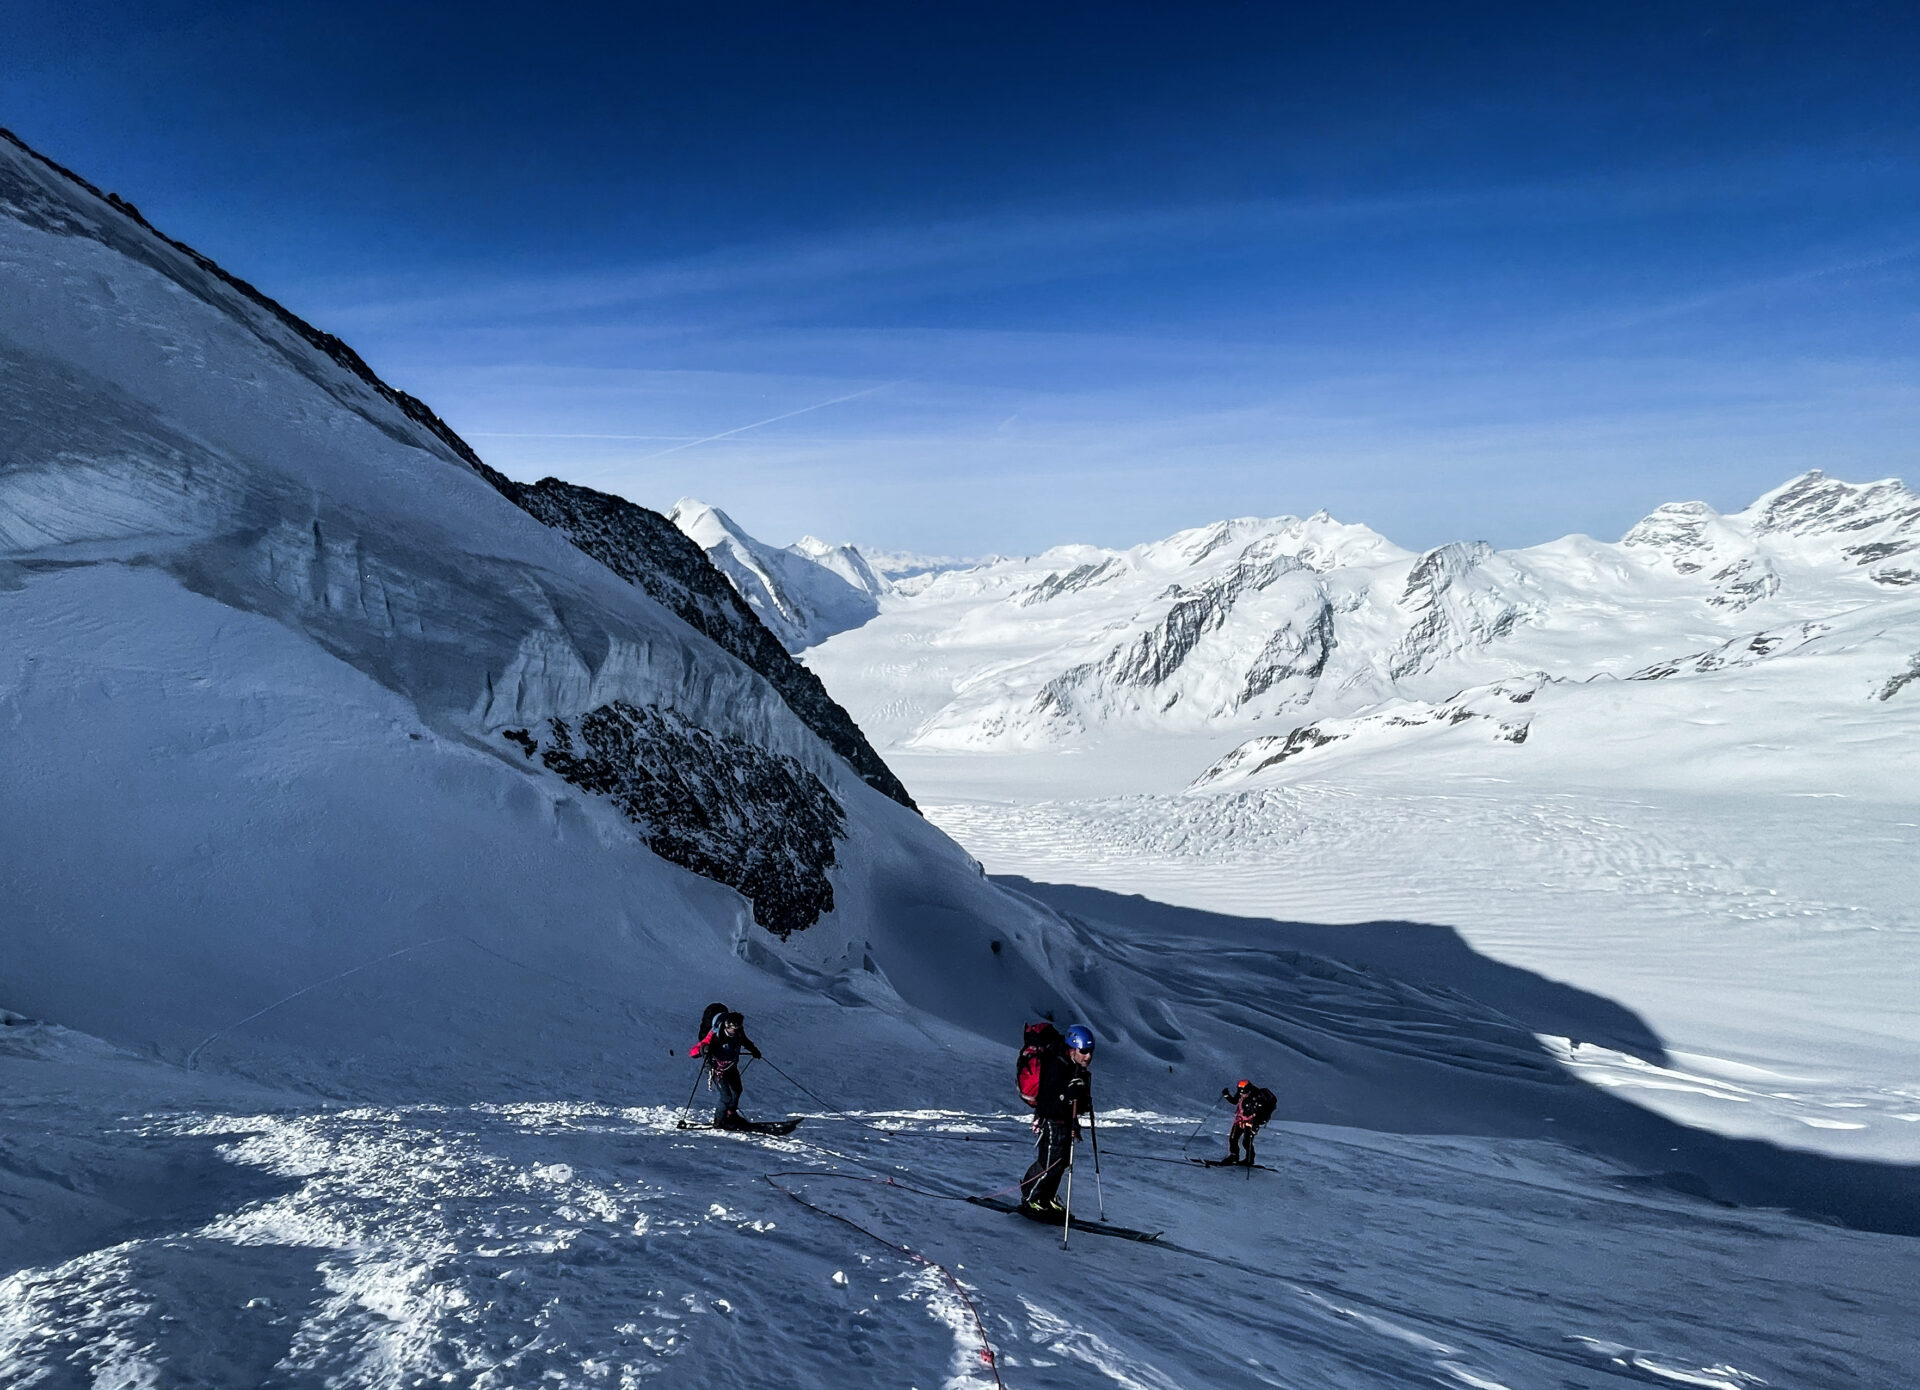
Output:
[1, 1099, 1910, 1390]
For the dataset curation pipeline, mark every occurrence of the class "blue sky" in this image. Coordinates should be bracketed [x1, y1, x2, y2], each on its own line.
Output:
[7, 2, 1918, 554]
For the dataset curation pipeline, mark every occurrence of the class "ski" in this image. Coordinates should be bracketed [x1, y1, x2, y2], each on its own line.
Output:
[966, 1194, 1162, 1242]
[1187, 1158, 1274, 1171]
[675, 1118, 803, 1135]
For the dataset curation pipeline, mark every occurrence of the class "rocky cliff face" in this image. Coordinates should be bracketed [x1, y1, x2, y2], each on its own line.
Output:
[1388, 542, 1540, 679]
[503, 481, 913, 811]
[504, 702, 845, 936]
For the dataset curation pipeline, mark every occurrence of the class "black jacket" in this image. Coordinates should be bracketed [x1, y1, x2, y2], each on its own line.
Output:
[1033, 1050, 1093, 1124]
[1227, 1085, 1276, 1127]
[698, 1029, 762, 1073]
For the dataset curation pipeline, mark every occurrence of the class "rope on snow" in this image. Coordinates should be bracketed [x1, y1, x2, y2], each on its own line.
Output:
[762, 1170, 1007, 1389]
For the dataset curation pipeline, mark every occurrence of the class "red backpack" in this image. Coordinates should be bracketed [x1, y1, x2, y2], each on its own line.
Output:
[1016, 1022, 1064, 1107]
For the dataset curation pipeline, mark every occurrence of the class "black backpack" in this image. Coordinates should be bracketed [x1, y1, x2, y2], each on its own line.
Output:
[1243, 1085, 1277, 1125]
[698, 1001, 728, 1043]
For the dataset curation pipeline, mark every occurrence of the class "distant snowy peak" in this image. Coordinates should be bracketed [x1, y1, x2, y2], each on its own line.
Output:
[791, 534, 890, 600]
[1748, 469, 1920, 542]
[669, 499, 879, 652]
[1141, 511, 1412, 574]
[807, 469, 1920, 756]
[1622, 470, 1920, 597]
[1390, 541, 1544, 679]
[909, 513, 1525, 746]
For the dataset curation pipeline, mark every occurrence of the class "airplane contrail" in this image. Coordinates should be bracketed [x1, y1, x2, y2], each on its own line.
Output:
[632, 381, 904, 462]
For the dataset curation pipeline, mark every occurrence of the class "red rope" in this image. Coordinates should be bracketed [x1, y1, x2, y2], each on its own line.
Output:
[761, 1171, 1007, 1388]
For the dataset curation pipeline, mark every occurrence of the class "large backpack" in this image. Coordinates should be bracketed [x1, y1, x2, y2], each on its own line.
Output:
[697, 1001, 729, 1044]
[1016, 1022, 1064, 1107]
[1243, 1085, 1277, 1126]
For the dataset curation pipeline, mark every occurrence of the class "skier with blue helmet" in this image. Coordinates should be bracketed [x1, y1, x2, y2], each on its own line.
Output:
[1020, 1023, 1096, 1215]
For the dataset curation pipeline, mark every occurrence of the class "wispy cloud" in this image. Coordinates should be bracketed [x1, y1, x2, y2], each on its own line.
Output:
[623, 381, 906, 462]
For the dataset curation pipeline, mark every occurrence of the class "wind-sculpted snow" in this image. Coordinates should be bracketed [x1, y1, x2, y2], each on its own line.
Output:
[508, 702, 845, 936]
[4, 1010, 1915, 1389]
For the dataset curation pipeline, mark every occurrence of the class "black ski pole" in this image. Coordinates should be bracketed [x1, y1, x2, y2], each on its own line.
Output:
[680, 1061, 708, 1123]
[1061, 1107, 1078, 1250]
[1181, 1093, 1223, 1153]
[1089, 1111, 1107, 1220]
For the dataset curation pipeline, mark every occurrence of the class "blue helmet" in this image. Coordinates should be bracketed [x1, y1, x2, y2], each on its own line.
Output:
[1064, 1025, 1095, 1054]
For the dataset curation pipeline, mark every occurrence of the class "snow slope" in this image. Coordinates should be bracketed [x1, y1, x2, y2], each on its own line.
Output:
[670, 499, 881, 652]
[0, 125, 1032, 1083]
[6, 902, 1917, 1389]
[3, 127, 1915, 1389]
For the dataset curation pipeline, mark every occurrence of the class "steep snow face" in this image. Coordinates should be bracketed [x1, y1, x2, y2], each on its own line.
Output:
[808, 473, 1920, 762]
[0, 128, 1037, 1081]
[791, 533, 890, 600]
[669, 499, 879, 652]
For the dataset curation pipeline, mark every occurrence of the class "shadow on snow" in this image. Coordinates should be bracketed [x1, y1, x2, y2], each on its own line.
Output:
[997, 875, 1920, 1240]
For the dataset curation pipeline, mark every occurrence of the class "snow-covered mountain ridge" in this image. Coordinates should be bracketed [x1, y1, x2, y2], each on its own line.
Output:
[0, 124, 1027, 1084]
[806, 470, 1920, 789]
[669, 498, 882, 653]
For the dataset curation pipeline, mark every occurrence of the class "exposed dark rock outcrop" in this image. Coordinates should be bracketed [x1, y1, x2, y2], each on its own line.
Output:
[1240, 602, 1335, 707]
[1875, 653, 1920, 703]
[1703, 557, 1781, 611]
[502, 478, 915, 811]
[508, 704, 846, 936]
[1247, 724, 1345, 773]
[1016, 559, 1121, 607]
[1389, 542, 1532, 678]
[1630, 623, 1830, 681]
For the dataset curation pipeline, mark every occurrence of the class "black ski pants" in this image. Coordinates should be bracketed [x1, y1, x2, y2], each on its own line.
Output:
[1022, 1119, 1075, 1206]
[713, 1066, 743, 1125]
[1227, 1119, 1261, 1166]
